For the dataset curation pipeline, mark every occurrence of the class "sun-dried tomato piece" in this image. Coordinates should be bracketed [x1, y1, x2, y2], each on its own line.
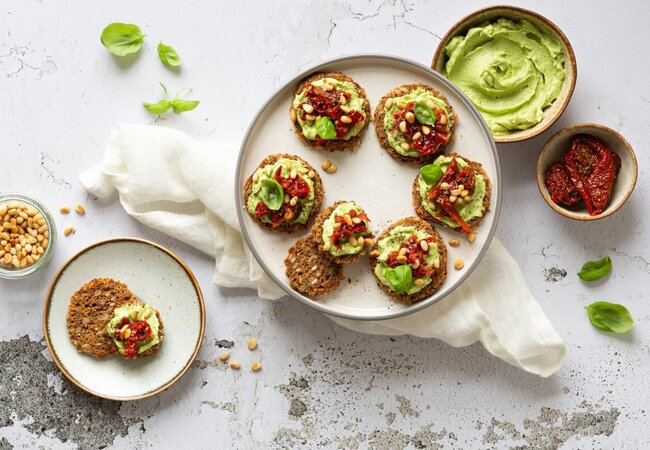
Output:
[545, 162, 580, 206]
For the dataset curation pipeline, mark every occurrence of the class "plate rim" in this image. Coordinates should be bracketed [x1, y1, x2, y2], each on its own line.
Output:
[42, 237, 206, 401]
[235, 53, 502, 321]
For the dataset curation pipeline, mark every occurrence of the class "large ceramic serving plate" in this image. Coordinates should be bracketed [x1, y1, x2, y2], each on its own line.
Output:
[43, 238, 205, 401]
[235, 54, 501, 320]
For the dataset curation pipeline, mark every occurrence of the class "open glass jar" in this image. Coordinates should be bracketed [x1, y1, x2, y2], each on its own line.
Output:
[0, 193, 57, 279]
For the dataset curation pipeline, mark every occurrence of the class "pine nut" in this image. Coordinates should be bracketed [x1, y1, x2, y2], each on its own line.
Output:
[440, 114, 448, 125]
[398, 247, 407, 257]
[339, 94, 347, 105]
[449, 239, 460, 247]
[307, 170, 315, 178]
[449, 195, 457, 203]
[412, 132, 421, 141]
[396, 255, 407, 264]
[75, 204, 85, 215]
[302, 103, 314, 114]
[252, 172, 259, 182]
[122, 327, 132, 339]
[322, 83, 334, 91]
[332, 222, 341, 229]
[251, 362, 262, 372]
[414, 278, 424, 286]
[341, 105, 352, 113]
[284, 209, 293, 221]
[369, 250, 380, 257]
[321, 160, 331, 170]
[143, 308, 152, 319]
[343, 214, 352, 226]
[219, 352, 230, 361]
[348, 235, 358, 247]
[433, 258, 440, 269]
[340, 115, 352, 124]
[456, 197, 464, 205]
[464, 195, 472, 202]
[64, 226, 75, 236]
[352, 217, 361, 224]
[290, 170, 297, 179]
[397, 102, 407, 109]
[3, 253, 11, 264]
[421, 125, 431, 135]
[426, 100, 435, 109]
[305, 114, 317, 121]
[468, 233, 477, 243]
[247, 337, 258, 351]
[399, 121, 407, 133]
[229, 361, 241, 370]
[412, 260, 420, 269]
[405, 112, 415, 124]
[458, 184, 465, 191]
[461, 190, 469, 197]
[323, 241, 331, 251]
[400, 142, 410, 151]
[290, 196, 298, 206]
[440, 182, 450, 190]
[364, 238, 373, 247]
[385, 98, 393, 108]
[454, 259, 464, 270]
[451, 189, 462, 196]
[130, 310, 139, 320]
[326, 164, 337, 174]
[290, 108, 296, 121]
[420, 240, 429, 251]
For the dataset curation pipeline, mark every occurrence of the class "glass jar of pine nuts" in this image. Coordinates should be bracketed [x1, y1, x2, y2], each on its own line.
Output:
[0, 193, 57, 279]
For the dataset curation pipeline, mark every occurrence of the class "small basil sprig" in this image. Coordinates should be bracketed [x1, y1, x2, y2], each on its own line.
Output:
[157, 42, 182, 68]
[143, 83, 200, 115]
[260, 178, 285, 211]
[420, 164, 443, 186]
[385, 264, 412, 294]
[578, 256, 612, 281]
[585, 301, 633, 333]
[315, 117, 336, 139]
[413, 101, 436, 126]
[100, 23, 145, 56]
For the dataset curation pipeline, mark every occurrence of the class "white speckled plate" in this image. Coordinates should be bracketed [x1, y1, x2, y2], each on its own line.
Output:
[43, 238, 205, 401]
[235, 54, 501, 321]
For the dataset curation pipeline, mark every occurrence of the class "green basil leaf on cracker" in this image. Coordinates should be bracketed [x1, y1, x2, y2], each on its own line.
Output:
[414, 101, 436, 126]
[315, 116, 336, 140]
[420, 164, 444, 186]
[260, 178, 285, 211]
[385, 264, 412, 294]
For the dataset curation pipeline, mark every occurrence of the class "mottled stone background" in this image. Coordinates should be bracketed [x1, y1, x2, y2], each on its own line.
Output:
[0, 0, 648, 449]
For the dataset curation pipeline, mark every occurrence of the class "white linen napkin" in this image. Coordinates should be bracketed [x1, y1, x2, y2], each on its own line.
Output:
[80, 124, 566, 377]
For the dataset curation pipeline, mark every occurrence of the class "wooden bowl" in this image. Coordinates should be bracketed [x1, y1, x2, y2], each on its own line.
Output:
[431, 5, 577, 143]
[536, 124, 637, 221]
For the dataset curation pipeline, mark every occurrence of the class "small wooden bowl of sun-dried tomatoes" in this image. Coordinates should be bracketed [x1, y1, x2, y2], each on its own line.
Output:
[536, 123, 637, 220]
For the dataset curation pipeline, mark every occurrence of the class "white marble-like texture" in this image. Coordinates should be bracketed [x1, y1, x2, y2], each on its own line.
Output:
[0, 1, 648, 449]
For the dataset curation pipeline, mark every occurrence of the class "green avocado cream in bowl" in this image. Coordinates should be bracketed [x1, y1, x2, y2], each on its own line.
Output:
[434, 7, 576, 142]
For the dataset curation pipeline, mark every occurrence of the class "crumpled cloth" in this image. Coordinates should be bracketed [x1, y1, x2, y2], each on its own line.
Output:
[79, 124, 566, 376]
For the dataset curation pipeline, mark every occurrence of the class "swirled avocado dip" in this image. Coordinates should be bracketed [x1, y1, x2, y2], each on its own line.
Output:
[444, 18, 566, 135]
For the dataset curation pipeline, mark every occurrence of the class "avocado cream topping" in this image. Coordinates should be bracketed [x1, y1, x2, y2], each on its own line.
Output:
[321, 202, 371, 257]
[418, 156, 486, 229]
[383, 88, 453, 157]
[293, 78, 367, 141]
[374, 226, 440, 295]
[444, 18, 566, 135]
[247, 158, 315, 227]
[106, 303, 160, 357]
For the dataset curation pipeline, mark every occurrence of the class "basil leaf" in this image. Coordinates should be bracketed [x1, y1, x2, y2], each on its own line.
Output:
[260, 178, 285, 211]
[315, 116, 336, 140]
[385, 264, 412, 294]
[420, 164, 443, 185]
[578, 256, 612, 281]
[171, 99, 200, 113]
[157, 42, 182, 68]
[585, 301, 633, 333]
[413, 101, 436, 126]
[143, 100, 172, 115]
[100, 23, 144, 56]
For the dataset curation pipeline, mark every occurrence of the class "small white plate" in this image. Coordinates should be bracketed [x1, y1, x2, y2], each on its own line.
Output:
[235, 54, 501, 321]
[43, 238, 205, 401]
